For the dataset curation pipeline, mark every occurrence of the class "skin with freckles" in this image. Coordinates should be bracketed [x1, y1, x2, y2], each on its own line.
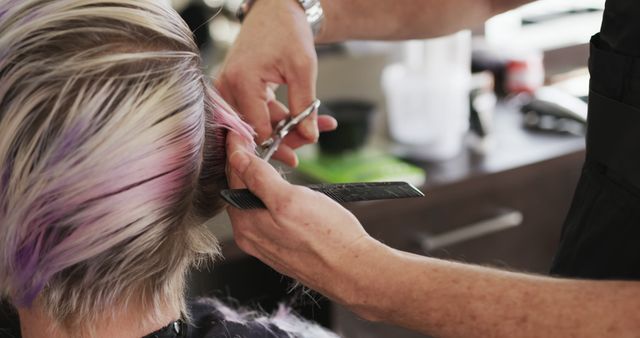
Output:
[226, 132, 640, 338]
[222, 0, 640, 337]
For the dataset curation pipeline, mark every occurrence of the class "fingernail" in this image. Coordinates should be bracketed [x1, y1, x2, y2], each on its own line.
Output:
[229, 151, 251, 173]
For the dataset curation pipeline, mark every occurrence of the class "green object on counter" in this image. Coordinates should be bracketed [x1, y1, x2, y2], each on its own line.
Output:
[298, 150, 426, 186]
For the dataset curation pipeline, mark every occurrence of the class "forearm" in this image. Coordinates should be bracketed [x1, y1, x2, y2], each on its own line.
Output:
[335, 241, 640, 337]
[316, 0, 533, 43]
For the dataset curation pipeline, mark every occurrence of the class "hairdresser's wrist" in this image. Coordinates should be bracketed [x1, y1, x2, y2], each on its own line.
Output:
[312, 0, 339, 44]
[327, 237, 399, 322]
[238, 0, 324, 39]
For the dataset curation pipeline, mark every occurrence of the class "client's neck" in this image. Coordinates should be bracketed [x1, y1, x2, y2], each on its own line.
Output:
[18, 302, 179, 338]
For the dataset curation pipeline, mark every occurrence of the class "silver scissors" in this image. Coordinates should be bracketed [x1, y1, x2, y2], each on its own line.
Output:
[259, 99, 321, 161]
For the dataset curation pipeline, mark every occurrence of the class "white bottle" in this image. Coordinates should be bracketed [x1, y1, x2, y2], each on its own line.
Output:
[383, 30, 472, 161]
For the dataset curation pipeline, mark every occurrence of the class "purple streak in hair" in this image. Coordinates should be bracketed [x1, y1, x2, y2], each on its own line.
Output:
[48, 122, 86, 166]
[11, 189, 73, 306]
[0, 0, 25, 23]
[0, 0, 14, 19]
[22, 11, 41, 25]
[1, 165, 9, 193]
[0, 0, 13, 70]
[13, 233, 45, 306]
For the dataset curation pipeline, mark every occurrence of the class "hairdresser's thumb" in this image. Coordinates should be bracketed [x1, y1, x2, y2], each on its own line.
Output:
[229, 151, 251, 178]
[226, 131, 252, 189]
[229, 151, 288, 207]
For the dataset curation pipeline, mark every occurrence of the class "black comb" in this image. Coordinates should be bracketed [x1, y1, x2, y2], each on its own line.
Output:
[221, 182, 425, 209]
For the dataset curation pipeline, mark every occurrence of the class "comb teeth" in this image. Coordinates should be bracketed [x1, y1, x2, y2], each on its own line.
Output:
[220, 190, 266, 209]
[221, 182, 425, 210]
[322, 190, 344, 203]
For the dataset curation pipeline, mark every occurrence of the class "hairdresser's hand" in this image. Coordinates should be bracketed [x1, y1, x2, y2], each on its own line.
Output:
[225, 132, 384, 303]
[216, 0, 333, 167]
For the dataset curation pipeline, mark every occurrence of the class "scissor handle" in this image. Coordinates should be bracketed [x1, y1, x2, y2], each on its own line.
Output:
[260, 99, 321, 161]
[277, 99, 321, 139]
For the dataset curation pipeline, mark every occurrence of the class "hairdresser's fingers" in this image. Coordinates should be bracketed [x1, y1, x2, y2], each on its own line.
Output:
[272, 144, 298, 167]
[268, 99, 290, 123]
[287, 49, 319, 143]
[226, 163, 244, 191]
[282, 115, 338, 149]
[214, 78, 238, 110]
[271, 116, 337, 166]
[239, 87, 273, 143]
[266, 100, 298, 166]
[268, 100, 338, 134]
[228, 150, 293, 210]
[318, 115, 339, 132]
[226, 131, 254, 189]
[268, 116, 337, 165]
[219, 66, 274, 142]
[267, 101, 337, 166]
[269, 102, 336, 140]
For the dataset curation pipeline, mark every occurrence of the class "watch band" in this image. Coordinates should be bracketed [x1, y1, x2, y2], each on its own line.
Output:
[297, 0, 324, 36]
[236, 0, 324, 37]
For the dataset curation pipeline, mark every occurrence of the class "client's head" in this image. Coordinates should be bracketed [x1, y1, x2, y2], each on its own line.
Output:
[0, 0, 252, 333]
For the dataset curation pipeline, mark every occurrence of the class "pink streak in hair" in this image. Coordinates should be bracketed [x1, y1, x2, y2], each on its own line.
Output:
[10, 84, 253, 306]
[12, 166, 184, 306]
[206, 85, 255, 150]
[11, 130, 193, 306]
[0, 0, 16, 19]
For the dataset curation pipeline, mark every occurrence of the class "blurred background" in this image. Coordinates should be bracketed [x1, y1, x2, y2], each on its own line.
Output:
[174, 1, 601, 337]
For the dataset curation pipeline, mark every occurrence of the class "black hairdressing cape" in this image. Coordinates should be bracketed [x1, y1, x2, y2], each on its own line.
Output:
[0, 299, 291, 338]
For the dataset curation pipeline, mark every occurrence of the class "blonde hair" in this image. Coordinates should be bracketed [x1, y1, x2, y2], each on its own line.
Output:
[0, 0, 253, 332]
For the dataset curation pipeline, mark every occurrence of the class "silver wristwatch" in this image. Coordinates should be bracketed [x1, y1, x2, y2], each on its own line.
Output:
[236, 0, 325, 37]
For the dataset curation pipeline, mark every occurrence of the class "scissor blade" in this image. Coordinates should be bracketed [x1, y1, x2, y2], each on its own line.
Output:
[261, 137, 282, 161]
[289, 99, 320, 126]
[260, 99, 320, 162]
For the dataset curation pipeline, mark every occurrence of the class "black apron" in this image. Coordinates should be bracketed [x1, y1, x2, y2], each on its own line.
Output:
[550, 0, 640, 279]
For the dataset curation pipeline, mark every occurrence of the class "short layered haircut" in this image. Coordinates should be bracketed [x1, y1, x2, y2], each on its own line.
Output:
[0, 0, 253, 331]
